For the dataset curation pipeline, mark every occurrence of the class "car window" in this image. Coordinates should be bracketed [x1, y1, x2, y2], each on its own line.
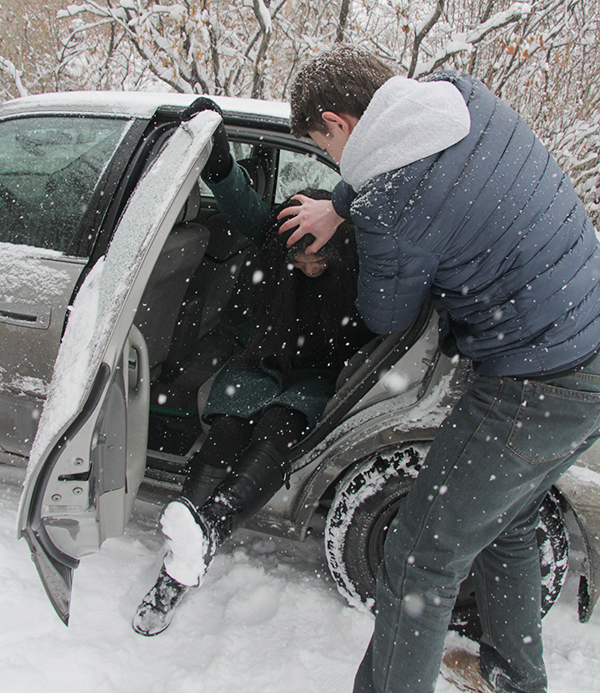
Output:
[275, 149, 340, 203]
[0, 116, 131, 255]
[199, 141, 340, 205]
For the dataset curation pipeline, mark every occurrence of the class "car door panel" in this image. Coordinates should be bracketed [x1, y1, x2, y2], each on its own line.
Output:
[0, 113, 138, 460]
[0, 252, 87, 457]
[18, 109, 220, 623]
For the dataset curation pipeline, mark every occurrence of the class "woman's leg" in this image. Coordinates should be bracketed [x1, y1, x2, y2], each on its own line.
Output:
[200, 405, 308, 540]
[165, 405, 308, 583]
[181, 414, 254, 509]
[133, 415, 253, 636]
[133, 406, 307, 636]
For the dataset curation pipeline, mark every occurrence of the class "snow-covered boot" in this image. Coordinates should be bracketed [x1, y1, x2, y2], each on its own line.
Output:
[132, 441, 286, 637]
[160, 497, 219, 588]
[132, 498, 218, 637]
[132, 565, 190, 636]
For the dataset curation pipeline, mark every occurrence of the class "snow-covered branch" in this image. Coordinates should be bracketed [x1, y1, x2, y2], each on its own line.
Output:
[253, 0, 272, 34]
[412, 2, 532, 78]
[2, 0, 595, 224]
[0, 56, 29, 98]
[407, 0, 445, 78]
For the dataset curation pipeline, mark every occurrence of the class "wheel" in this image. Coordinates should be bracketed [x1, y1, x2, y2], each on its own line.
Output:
[324, 444, 570, 637]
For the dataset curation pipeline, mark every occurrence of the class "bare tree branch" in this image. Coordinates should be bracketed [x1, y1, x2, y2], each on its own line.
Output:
[336, 0, 352, 43]
[408, 1, 445, 78]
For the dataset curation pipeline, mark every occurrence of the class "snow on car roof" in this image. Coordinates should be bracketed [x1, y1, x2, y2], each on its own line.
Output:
[0, 90, 290, 122]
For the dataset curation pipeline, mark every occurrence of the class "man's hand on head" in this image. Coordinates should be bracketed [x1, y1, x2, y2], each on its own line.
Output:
[277, 195, 345, 253]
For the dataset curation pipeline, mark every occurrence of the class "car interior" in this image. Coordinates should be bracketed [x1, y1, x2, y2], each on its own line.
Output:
[128, 133, 437, 499]
[132, 149, 274, 488]
[132, 143, 389, 491]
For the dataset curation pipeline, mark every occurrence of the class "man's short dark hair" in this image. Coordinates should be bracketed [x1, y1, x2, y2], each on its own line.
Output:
[290, 45, 395, 138]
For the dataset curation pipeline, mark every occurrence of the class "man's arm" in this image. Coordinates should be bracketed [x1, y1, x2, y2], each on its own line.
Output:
[277, 180, 356, 252]
[357, 234, 439, 334]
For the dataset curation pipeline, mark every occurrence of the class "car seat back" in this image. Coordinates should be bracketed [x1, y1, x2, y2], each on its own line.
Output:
[135, 184, 210, 380]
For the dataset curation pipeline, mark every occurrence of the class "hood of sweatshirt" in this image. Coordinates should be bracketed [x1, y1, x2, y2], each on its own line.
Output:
[340, 75, 471, 192]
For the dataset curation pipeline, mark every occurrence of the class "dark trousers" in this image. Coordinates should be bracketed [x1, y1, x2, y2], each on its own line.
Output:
[182, 404, 308, 510]
[354, 353, 600, 693]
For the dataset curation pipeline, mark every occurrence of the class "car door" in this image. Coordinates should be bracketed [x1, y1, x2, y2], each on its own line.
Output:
[0, 114, 142, 460]
[18, 108, 220, 624]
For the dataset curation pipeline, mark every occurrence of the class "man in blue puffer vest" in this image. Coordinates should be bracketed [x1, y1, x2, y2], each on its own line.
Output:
[280, 45, 600, 693]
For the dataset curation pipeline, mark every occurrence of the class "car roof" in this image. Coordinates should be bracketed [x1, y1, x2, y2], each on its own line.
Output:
[0, 90, 291, 123]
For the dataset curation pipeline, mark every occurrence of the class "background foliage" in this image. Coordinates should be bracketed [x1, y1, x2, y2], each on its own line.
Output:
[0, 0, 598, 223]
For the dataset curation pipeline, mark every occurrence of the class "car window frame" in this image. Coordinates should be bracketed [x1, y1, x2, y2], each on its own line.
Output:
[209, 124, 340, 212]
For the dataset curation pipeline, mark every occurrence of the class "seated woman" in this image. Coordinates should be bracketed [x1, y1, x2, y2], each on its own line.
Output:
[132, 106, 374, 637]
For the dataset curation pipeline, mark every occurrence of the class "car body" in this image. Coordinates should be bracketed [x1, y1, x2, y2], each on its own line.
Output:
[1, 91, 599, 631]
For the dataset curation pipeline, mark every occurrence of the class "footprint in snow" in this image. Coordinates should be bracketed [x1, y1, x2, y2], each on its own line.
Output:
[224, 583, 281, 626]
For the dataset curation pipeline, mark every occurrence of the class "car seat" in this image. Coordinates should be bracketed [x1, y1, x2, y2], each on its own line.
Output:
[135, 184, 210, 381]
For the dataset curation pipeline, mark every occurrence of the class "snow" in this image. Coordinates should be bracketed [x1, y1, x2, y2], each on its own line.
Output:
[7, 375, 47, 398]
[1, 464, 600, 693]
[161, 500, 211, 587]
[253, 0, 272, 34]
[0, 56, 28, 98]
[0, 243, 72, 302]
[412, 2, 533, 78]
[0, 89, 290, 122]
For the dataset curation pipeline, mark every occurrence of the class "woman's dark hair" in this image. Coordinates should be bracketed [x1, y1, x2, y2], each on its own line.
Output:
[242, 189, 360, 373]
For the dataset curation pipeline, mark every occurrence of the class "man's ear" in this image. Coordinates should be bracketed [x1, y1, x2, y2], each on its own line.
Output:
[322, 111, 357, 136]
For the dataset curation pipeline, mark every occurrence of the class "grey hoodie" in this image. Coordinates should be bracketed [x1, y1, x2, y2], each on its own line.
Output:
[340, 75, 471, 192]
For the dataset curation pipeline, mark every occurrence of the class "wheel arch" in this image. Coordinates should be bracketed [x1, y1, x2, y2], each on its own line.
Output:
[289, 425, 437, 541]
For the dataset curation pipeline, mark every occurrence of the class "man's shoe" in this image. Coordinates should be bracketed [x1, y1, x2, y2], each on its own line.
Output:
[441, 648, 494, 692]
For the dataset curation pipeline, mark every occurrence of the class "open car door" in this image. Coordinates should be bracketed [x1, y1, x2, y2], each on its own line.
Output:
[17, 109, 221, 624]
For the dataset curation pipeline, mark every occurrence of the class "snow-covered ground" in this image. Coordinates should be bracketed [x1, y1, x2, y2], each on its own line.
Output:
[1, 463, 599, 693]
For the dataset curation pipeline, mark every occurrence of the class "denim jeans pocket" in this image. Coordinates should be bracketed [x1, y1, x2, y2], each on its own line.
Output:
[506, 379, 600, 464]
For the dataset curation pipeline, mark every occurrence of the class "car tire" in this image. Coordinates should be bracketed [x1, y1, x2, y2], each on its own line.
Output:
[324, 443, 569, 638]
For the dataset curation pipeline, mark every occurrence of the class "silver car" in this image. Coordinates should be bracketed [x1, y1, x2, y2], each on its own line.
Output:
[1, 92, 598, 637]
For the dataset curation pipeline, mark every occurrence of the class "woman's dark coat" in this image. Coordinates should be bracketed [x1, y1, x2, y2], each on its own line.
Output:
[202, 162, 373, 426]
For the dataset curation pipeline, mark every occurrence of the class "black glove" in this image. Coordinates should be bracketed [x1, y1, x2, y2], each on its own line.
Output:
[189, 96, 233, 184]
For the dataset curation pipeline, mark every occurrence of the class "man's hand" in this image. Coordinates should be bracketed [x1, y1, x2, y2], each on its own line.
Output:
[277, 194, 345, 253]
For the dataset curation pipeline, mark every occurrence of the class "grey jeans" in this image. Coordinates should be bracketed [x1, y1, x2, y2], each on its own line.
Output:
[354, 353, 600, 693]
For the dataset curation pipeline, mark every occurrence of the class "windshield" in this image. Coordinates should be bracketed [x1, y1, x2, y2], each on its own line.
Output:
[0, 115, 131, 255]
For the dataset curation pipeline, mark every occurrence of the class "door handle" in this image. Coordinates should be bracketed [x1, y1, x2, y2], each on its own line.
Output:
[0, 301, 51, 329]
